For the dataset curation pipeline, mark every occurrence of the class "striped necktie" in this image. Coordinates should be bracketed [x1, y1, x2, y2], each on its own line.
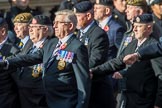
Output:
[52, 40, 62, 57]
[79, 31, 84, 41]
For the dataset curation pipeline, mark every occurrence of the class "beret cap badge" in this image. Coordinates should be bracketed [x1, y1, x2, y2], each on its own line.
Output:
[32, 18, 38, 24]
[73, 1, 93, 13]
[133, 14, 153, 23]
[136, 17, 140, 23]
[73, 7, 77, 13]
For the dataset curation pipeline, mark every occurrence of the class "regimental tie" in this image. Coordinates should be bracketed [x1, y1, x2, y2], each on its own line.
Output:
[47, 40, 62, 67]
[79, 30, 84, 41]
[52, 40, 62, 57]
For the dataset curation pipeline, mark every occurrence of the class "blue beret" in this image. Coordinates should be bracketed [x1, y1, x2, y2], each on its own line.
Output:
[73, 1, 93, 13]
[95, 0, 113, 6]
[0, 17, 7, 27]
[146, 0, 162, 5]
[29, 15, 52, 25]
[133, 14, 153, 23]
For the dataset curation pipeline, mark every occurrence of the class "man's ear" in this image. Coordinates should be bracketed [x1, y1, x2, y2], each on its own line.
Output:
[137, 9, 144, 15]
[69, 23, 74, 30]
[0, 28, 7, 36]
[105, 7, 110, 15]
[86, 12, 92, 20]
[43, 26, 49, 33]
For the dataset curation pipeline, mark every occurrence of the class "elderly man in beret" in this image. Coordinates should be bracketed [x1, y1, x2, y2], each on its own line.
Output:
[0, 17, 20, 108]
[90, 13, 162, 108]
[0, 10, 90, 108]
[118, 0, 148, 54]
[12, 13, 51, 108]
[13, 13, 33, 50]
[74, 1, 116, 108]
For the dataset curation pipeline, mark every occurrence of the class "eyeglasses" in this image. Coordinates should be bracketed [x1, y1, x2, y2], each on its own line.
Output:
[28, 25, 46, 29]
[53, 21, 71, 25]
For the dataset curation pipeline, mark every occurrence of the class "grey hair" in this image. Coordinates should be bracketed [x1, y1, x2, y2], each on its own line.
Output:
[55, 9, 77, 28]
[47, 25, 54, 37]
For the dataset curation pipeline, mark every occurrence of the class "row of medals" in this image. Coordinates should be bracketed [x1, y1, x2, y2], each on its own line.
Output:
[32, 42, 75, 77]
[56, 49, 74, 71]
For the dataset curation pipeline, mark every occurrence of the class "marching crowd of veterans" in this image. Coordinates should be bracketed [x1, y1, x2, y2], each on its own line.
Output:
[0, 0, 162, 108]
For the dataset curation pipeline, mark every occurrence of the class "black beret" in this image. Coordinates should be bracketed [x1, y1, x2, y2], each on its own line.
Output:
[13, 13, 33, 23]
[95, 0, 113, 6]
[58, 0, 90, 10]
[73, 1, 93, 13]
[146, 0, 162, 5]
[127, 0, 147, 6]
[58, 0, 74, 10]
[29, 15, 52, 25]
[0, 17, 7, 27]
[133, 14, 153, 23]
[67, 0, 90, 5]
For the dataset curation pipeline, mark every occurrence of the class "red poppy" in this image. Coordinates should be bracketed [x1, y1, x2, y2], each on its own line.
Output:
[60, 43, 67, 49]
[104, 25, 109, 32]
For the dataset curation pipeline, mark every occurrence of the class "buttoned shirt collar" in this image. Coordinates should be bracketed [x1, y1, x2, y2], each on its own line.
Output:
[34, 37, 47, 48]
[59, 33, 73, 44]
[80, 20, 95, 33]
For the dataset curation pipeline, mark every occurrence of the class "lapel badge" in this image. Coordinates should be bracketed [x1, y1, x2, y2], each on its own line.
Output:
[84, 37, 89, 46]
[18, 42, 24, 49]
[114, 15, 118, 19]
[57, 59, 66, 70]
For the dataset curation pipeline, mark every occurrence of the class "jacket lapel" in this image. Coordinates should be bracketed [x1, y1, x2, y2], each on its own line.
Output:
[84, 21, 97, 36]
[46, 38, 59, 64]
[21, 40, 33, 54]
[81, 21, 97, 42]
